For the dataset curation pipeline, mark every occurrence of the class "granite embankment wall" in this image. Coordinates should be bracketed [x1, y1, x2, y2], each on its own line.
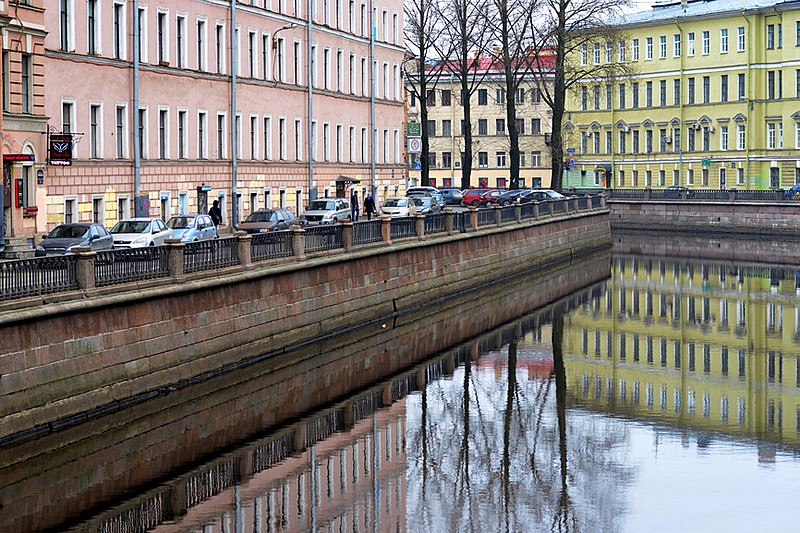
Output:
[0, 211, 609, 445]
[609, 200, 800, 236]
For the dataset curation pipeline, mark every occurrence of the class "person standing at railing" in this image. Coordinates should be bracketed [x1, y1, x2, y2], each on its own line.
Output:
[351, 190, 360, 222]
[363, 193, 377, 220]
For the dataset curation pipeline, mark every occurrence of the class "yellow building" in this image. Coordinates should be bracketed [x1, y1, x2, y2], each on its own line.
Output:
[564, 0, 800, 191]
[564, 256, 800, 449]
[406, 59, 553, 190]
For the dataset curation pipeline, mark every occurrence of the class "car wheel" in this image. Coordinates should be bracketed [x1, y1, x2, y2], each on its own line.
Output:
[472, 200, 480, 206]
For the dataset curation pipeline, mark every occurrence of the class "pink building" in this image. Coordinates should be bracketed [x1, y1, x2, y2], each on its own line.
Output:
[36, 0, 405, 233]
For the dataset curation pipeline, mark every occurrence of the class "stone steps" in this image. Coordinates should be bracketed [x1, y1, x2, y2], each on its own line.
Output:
[0, 237, 35, 260]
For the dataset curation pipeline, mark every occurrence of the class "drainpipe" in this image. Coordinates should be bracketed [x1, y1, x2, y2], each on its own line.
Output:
[231, 0, 239, 227]
[370, 0, 376, 197]
[133, 2, 142, 215]
[308, 0, 315, 204]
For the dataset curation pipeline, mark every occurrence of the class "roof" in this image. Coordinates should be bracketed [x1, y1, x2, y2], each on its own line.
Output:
[615, 0, 800, 26]
[427, 52, 557, 75]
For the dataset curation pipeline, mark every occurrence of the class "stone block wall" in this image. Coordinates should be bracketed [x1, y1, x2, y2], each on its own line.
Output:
[0, 211, 610, 444]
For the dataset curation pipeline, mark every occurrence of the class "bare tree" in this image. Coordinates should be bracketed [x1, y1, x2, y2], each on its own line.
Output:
[405, 0, 444, 187]
[433, 0, 492, 190]
[529, 0, 633, 191]
[486, 0, 539, 190]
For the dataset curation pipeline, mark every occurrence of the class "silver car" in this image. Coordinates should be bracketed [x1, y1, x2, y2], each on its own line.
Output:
[299, 198, 352, 225]
[167, 214, 218, 242]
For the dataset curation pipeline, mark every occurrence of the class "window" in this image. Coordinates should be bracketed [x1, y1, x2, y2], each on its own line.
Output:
[581, 86, 587, 111]
[605, 42, 612, 63]
[441, 89, 451, 106]
[618, 41, 626, 62]
[478, 151, 488, 168]
[702, 31, 709, 54]
[496, 88, 505, 105]
[688, 77, 695, 104]
[739, 73, 746, 100]
[478, 89, 487, 105]
[646, 81, 652, 107]
[593, 85, 600, 110]
[138, 107, 148, 158]
[767, 24, 775, 49]
[632, 83, 639, 108]
[702, 76, 710, 103]
[90, 104, 102, 158]
[737, 124, 745, 150]
[158, 108, 168, 159]
[632, 39, 639, 61]
[720, 125, 728, 150]
[116, 105, 127, 159]
[264, 117, 273, 160]
[88, 0, 99, 54]
[632, 130, 640, 153]
[606, 85, 612, 110]
[295, 119, 303, 160]
[197, 19, 207, 71]
[659, 80, 666, 107]
[157, 11, 168, 64]
[60, 0, 73, 51]
[619, 131, 627, 154]
[594, 42, 601, 64]
[645, 129, 653, 153]
[20, 54, 32, 113]
[531, 118, 541, 134]
[659, 128, 667, 152]
[646, 37, 653, 60]
[278, 118, 287, 160]
[687, 127, 695, 151]
[478, 119, 487, 135]
[250, 116, 258, 159]
[113, 2, 125, 59]
[581, 44, 587, 65]
[216, 113, 226, 159]
[687, 32, 695, 55]
[515, 88, 524, 104]
[737, 27, 745, 51]
[442, 119, 451, 137]
[248, 31, 257, 77]
[442, 151, 452, 168]
[496, 119, 505, 135]
[426, 119, 436, 136]
[496, 151, 506, 167]
[673, 79, 681, 106]
[720, 28, 728, 53]
[198, 111, 207, 158]
[178, 109, 187, 159]
[216, 23, 225, 74]
[721, 75, 728, 102]
[606, 131, 612, 154]
[673, 34, 681, 57]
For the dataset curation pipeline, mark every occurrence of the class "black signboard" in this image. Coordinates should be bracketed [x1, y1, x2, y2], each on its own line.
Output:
[49, 134, 73, 165]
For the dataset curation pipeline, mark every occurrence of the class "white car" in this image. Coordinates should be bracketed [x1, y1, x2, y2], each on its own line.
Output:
[299, 198, 352, 225]
[380, 197, 418, 218]
[110, 217, 173, 248]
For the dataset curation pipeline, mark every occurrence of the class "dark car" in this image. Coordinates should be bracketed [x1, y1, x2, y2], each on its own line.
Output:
[438, 188, 464, 205]
[496, 189, 531, 206]
[36, 223, 113, 256]
[238, 208, 297, 234]
[663, 185, 690, 199]
[461, 188, 491, 207]
[786, 184, 800, 200]
[519, 189, 566, 203]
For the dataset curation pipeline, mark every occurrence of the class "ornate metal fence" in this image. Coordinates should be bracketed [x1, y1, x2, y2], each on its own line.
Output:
[0, 255, 78, 299]
[251, 231, 294, 261]
[390, 217, 416, 239]
[477, 208, 495, 227]
[184, 238, 240, 273]
[304, 224, 343, 253]
[95, 247, 170, 287]
[500, 205, 517, 223]
[424, 213, 446, 234]
[353, 220, 383, 245]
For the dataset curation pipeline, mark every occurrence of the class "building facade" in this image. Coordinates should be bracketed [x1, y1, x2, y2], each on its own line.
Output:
[0, 0, 407, 241]
[564, 0, 800, 191]
[406, 60, 553, 190]
[1, 0, 48, 244]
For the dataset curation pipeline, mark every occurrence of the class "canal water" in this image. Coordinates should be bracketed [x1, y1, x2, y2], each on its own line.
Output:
[4, 239, 800, 532]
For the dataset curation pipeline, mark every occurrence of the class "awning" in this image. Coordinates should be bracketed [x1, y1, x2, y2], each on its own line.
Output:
[335, 175, 361, 184]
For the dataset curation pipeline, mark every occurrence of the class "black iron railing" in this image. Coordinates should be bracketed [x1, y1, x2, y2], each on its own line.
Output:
[95, 247, 170, 287]
[390, 217, 416, 239]
[251, 231, 293, 261]
[353, 219, 383, 245]
[0, 255, 78, 299]
[424, 213, 446, 234]
[477, 208, 495, 227]
[304, 224, 343, 253]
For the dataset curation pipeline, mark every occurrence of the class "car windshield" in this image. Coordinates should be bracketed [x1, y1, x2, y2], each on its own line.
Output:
[167, 217, 195, 229]
[308, 200, 335, 211]
[49, 225, 90, 239]
[383, 198, 408, 207]
[111, 221, 150, 234]
[245, 211, 277, 223]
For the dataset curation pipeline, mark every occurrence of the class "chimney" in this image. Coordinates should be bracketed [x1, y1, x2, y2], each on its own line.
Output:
[681, 0, 688, 7]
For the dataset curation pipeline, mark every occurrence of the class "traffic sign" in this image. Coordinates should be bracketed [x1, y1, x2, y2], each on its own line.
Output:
[702, 158, 711, 167]
[408, 137, 422, 154]
[567, 148, 575, 153]
[407, 122, 421, 136]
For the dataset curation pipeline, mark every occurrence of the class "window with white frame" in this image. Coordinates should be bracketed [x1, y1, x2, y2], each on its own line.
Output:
[262, 34, 271, 80]
[720, 125, 728, 151]
[605, 42, 612, 63]
[196, 18, 207, 71]
[113, 2, 126, 59]
[593, 42, 600, 64]
[394, 129, 399, 163]
[158, 107, 169, 159]
[115, 104, 128, 159]
[336, 124, 343, 162]
[673, 34, 680, 56]
[177, 109, 187, 159]
[720, 28, 728, 53]
[279, 117, 287, 160]
[294, 118, 302, 160]
[248, 31, 257, 78]
[702, 31, 709, 54]
[138, 107, 148, 158]
[349, 126, 355, 162]
[89, 103, 102, 158]
[263, 116, 272, 160]
[87, 0, 100, 55]
[581, 44, 587, 65]
[198, 110, 207, 158]
[736, 124, 745, 150]
[138, 7, 148, 62]
[645, 37, 653, 60]
[157, 10, 169, 64]
[632, 39, 639, 61]
[737, 26, 745, 51]
[618, 41, 626, 62]
[215, 23, 225, 74]
[250, 115, 258, 159]
[659, 35, 666, 58]
[687, 32, 695, 56]
[216, 112, 226, 159]
[176, 14, 187, 68]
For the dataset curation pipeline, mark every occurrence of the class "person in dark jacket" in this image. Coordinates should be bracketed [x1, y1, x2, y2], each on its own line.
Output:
[351, 190, 360, 222]
[363, 193, 377, 220]
[209, 199, 223, 226]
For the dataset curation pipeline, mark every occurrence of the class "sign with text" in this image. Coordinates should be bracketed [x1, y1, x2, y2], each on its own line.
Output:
[407, 122, 421, 136]
[49, 134, 73, 166]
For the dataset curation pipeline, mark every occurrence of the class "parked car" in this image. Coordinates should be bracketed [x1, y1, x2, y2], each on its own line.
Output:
[438, 188, 464, 205]
[412, 196, 442, 215]
[405, 186, 439, 197]
[380, 197, 418, 217]
[166, 214, 218, 242]
[237, 208, 297, 234]
[479, 189, 505, 206]
[496, 189, 531, 206]
[786, 184, 800, 200]
[663, 185, 690, 199]
[36, 223, 113, 256]
[299, 198, 351, 225]
[430, 192, 446, 209]
[519, 189, 566, 203]
[110, 218, 172, 248]
[461, 188, 491, 206]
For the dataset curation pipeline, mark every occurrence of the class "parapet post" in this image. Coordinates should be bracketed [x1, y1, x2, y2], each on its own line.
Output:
[341, 222, 354, 251]
[645, 187, 652, 200]
[468, 206, 478, 231]
[444, 209, 455, 234]
[532, 202, 540, 220]
[570, 197, 579, 213]
[600, 194, 607, 208]
[290, 225, 306, 260]
[494, 205, 502, 226]
[236, 231, 253, 270]
[514, 203, 522, 222]
[73, 246, 96, 292]
[164, 238, 186, 281]
[415, 214, 426, 240]
[729, 188, 737, 201]
[380, 216, 392, 246]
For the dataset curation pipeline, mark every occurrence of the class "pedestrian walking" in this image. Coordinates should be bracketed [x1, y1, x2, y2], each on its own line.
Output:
[209, 199, 223, 227]
[351, 190, 360, 222]
[364, 193, 377, 220]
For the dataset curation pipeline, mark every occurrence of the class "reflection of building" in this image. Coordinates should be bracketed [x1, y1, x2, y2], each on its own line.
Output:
[406, 57, 553, 189]
[564, 1, 800, 191]
[564, 256, 800, 448]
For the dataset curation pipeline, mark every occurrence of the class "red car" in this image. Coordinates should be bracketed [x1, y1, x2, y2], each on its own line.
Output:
[479, 189, 504, 206]
[461, 188, 491, 206]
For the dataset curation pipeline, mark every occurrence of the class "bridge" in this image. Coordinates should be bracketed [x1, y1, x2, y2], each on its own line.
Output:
[0, 198, 610, 447]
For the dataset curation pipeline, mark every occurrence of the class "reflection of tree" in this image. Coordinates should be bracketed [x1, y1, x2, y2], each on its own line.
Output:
[406, 314, 634, 532]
